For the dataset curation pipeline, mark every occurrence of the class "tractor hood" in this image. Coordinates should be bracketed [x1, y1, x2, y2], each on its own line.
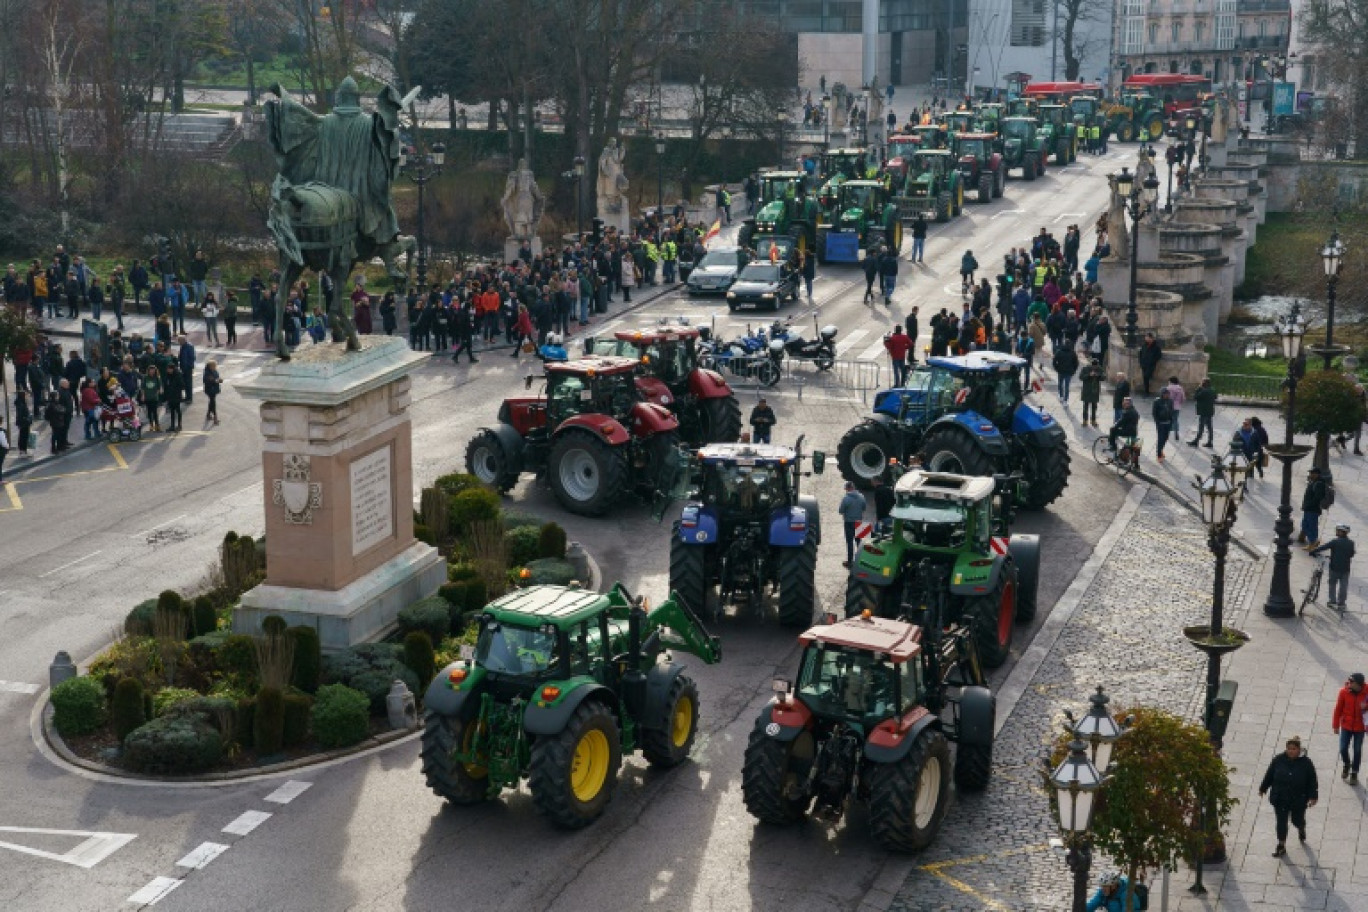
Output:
[635, 375, 674, 407]
[906, 177, 932, 198]
[756, 200, 785, 225]
[838, 207, 865, 227]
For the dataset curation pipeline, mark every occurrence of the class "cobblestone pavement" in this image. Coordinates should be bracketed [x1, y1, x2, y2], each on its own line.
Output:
[887, 489, 1256, 912]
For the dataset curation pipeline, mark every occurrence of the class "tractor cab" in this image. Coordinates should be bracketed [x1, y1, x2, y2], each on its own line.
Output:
[975, 103, 1005, 132]
[792, 616, 923, 727]
[911, 123, 946, 149]
[954, 133, 994, 165]
[1006, 97, 1039, 119]
[818, 148, 869, 214]
[588, 324, 703, 384]
[750, 172, 817, 250]
[692, 444, 801, 517]
[889, 471, 995, 555]
[539, 357, 641, 425]
[835, 180, 886, 227]
[885, 135, 919, 175]
[943, 110, 975, 135]
[1038, 103, 1069, 128]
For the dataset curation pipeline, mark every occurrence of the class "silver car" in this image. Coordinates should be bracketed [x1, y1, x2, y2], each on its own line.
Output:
[686, 248, 748, 296]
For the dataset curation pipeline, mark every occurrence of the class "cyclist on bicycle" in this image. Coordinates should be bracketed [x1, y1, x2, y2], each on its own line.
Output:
[1108, 396, 1140, 454]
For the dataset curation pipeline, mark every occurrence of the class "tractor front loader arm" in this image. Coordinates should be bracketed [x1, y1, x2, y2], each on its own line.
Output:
[647, 593, 722, 664]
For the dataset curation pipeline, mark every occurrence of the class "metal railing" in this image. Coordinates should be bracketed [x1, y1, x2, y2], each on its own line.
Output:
[781, 358, 884, 403]
[1208, 371, 1283, 401]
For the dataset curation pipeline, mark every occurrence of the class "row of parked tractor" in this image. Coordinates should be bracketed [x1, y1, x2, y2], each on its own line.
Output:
[434, 308, 1078, 850]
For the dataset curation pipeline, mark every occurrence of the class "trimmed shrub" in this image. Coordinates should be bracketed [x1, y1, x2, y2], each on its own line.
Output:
[124, 599, 159, 636]
[420, 486, 450, 539]
[261, 615, 288, 637]
[502, 509, 543, 530]
[152, 687, 201, 717]
[505, 525, 541, 566]
[123, 714, 223, 774]
[537, 522, 568, 559]
[398, 597, 451, 644]
[157, 589, 186, 615]
[439, 578, 489, 619]
[287, 626, 322, 694]
[524, 558, 578, 587]
[221, 532, 264, 597]
[414, 523, 435, 546]
[215, 634, 259, 687]
[282, 692, 313, 747]
[90, 636, 162, 693]
[51, 676, 108, 737]
[234, 697, 255, 747]
[165, 696, 237, 747]
[448, 561, 480, 582]
[191, 596, 218, 637]
[403, 631, 437, 689]
[322, 643, 420, 713]
[434, 472, 482, 496]
[450, 487, 501, 529]
[254, 686, 285, 755]
[312, 684, 370, 749]
[111, 678, 147, 742]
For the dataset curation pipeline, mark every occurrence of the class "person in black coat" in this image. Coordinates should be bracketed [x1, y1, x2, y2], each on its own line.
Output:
[862, 252, 879, 303]
[14, 390, 32, 456]
[1259, 735, 1318, 857]
[1138, 333, 1164, 396]
[450, 304, 477, 364]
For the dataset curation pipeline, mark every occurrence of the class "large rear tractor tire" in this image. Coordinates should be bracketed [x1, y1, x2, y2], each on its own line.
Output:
[993, 166, 1005, 198]
[698, 393, 742, 443]
[669, 529, 713, 622]
[528, 700, 622, 829]
[889, 219, 904, 254]
[549, 430, 628, 516]
[465, 430, 520, 493]
[641, 674, 700, 769]
[866, 728, 952, 852]
[954, 741, 994, 792]
[921, 426, 996, 477]
[1023, 156, 1037, 181]
[1116, 120, 1135, 143]
[952, 183, 964, 216]
[1146, 115, 1165, 142]
[742, 717, 813, 825]
[777, 537, 817, 628]
[1008, 535, 1041, 624]
[420, 711, 492, 805]
[964, 567, 1017, 669]
[935, 192, 951, 223]
[978, 174, 993, 203]
[836, 421, 896, 489]
[1020, 441, 1071, 509]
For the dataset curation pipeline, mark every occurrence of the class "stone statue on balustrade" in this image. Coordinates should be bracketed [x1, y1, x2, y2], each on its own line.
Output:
[501, 158, 545, 241]
[596, 138, 631, 234]
[1107, 173, 1131, 264]
[1210, 92, 1232, 143]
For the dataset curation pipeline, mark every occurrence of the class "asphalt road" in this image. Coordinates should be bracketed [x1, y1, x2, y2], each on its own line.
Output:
[0, 146, 1139, 911]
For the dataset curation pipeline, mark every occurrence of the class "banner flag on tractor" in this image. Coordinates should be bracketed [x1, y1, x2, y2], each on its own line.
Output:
[703, 219, 721, 249]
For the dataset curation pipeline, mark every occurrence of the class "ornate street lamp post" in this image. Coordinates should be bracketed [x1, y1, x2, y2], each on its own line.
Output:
[405, 137, 445, 292]
[1113, 165, 1161, 349]
[1264, 304, 1312, 617]
[573, 155, 586, 241]
[1050, 688, 1125, 912]
[1315, 231, 1346, 371]
[654, 133, 666, 217]
[777, 109, 788, 168]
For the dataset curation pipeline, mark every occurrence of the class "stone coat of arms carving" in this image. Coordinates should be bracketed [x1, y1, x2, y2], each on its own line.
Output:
[272, 453, 323, 524]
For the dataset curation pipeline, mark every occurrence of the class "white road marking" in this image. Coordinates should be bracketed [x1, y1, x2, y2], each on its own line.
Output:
[858, 338, 890, 362]
[227, 367, 261, 383]
[1053, 212, 1084, 221]
[990, 209, 1025, 220]
[0, 681, 39, 694]
[38, 550, 104, 578]
[0, 827, 136, 868]
[126, 876, 182, 905]
[263, 780, 312, 804]
[840, 328, 870, 351]
[130, 514, 188, 538]
[221, 810, 271, 836]
[175, 841, 229, 870]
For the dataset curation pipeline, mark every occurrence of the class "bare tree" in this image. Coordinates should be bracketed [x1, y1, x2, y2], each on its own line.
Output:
[1055, 0, 1104, 82]
[1300, 0, 1368, 155]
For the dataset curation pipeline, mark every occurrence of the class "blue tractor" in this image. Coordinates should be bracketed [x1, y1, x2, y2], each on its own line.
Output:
[835, 352, 1070, 510]
[665, 439, 824, 628]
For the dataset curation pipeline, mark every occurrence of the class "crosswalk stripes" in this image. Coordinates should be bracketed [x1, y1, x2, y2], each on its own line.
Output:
[839, 328, 870, 353]
[857, 337, 889, 362]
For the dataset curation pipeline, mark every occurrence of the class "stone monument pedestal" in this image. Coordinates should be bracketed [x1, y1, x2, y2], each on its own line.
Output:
[233, 336, 445, 650]
[504, 235, 543, 265]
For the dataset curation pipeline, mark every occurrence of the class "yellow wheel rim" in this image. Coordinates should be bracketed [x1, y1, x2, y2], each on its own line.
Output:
[671, 696, 694, 748]
[461, 721, 488, 778]
[571, 729, 610, 802]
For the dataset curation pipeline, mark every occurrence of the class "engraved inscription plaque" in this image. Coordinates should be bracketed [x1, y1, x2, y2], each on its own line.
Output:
[351, 446, 394, 556]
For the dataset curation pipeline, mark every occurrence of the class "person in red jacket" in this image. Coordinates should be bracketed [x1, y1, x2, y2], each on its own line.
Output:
[1333, 672, 1368, 783]
[79, 378, 102, 440]
[884, 325, 912, 387]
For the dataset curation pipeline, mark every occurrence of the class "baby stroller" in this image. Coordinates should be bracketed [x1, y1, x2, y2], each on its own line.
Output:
[102, 392, 142, 442]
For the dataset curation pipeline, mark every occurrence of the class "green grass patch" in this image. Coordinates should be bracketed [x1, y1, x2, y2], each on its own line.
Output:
[1204, 345, 1288, 378]
[1238, 213, 1368, 319]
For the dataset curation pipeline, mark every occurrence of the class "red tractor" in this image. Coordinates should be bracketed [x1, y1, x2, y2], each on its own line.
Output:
[585, 323, 742, 445]
[465, 357, 681, 516]
[953, 132, 1006, 203]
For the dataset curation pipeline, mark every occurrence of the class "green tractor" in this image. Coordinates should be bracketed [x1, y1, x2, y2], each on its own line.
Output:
[816, 148, 869, 220]
[1036, 103, 1078, 165]
[899, 149, 963, 223]
[942, 109, 976, 136]
[816, 179, 903, 264]
[975, 103, 1006, 134]
[844, 470, 1041, 669]
[421, 582, 721, 829]
[740, 171, 817, 252]
[999, 117, 1046, 181]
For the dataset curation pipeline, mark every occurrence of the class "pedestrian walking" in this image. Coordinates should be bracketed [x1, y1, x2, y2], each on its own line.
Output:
[800, 249, 816, 303]
[451, 304, 478, 364]
[862, 251, 879, 303]
[1188, 378, 1217, 447]
[878, 247, 898, 306]
[1151, 388, 1174, 461]
[1299, 467, 1329, 548]
[0, 425, 8, 484]
[1111, 372, 1131, 424]
[1138, 333, 1163, 396]
[959, 249, 978, 296]
[79, 378, 100, 440]
[509, 304, 535, 359]
[14, 389, 32, 457]
[178, 336, 196, 405]
[884, 325, 912, 387]
[1015, 327, 1036, 391]
[1052, 343, 1079, 402]
[163, 363, 185, 432]
[223, 293, 239, 346]
[1311, 525, 1355, 611]
[1079, 357, 1104, 427]
[749, 397, 776, 444]
[202, 293, 221, 346]
[839, 481, 867, 568]
[1331, 671, 1367, 782]
[140, 365, 162, 432]
[910, 214, 927, 263]
[1258, 735, 1318, 857]
[1164, 376, 1185, 437]
[203, 360, 221, 425]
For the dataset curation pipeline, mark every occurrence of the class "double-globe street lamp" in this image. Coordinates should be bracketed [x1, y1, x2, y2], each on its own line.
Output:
[1050, 687, 1127, 912]
[1313, 232, 1347, 372]
[1264, 304, 1312, 617]
[1113, 165, 1161, 349]
[403, 134, 446, 292]
[777, 109, 788, 168]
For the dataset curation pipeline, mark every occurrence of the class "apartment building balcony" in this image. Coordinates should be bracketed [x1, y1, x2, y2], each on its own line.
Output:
[1233, 35, 1288, 50]
[1237, 0, 1290, 12]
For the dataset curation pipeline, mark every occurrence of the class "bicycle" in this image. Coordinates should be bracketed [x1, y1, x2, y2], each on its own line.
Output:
[1299, 556, 1339, 616]
[1092, 435, 1143, 477]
